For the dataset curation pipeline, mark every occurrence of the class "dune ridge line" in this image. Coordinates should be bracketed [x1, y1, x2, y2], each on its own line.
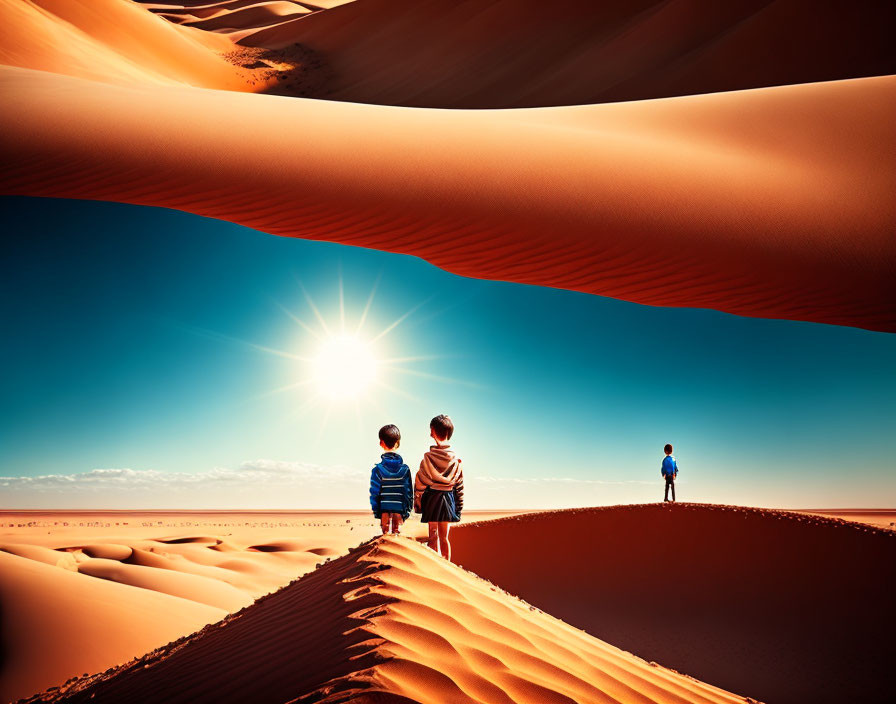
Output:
[450, 502, 896, 704]
[1, 65, 894, 331]
[17, 533, 753, 704]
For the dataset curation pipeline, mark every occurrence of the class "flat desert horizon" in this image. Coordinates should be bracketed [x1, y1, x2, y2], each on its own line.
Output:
[2, 1, 895, 703]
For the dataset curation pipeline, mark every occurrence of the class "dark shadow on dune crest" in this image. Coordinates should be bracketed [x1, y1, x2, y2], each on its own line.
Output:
[247, 543, 283, 552]
[221, 43, 335, 99]
[305, 547, 338, 556]
[451, 502, 896, 704]
[154, 536, 217, 544]
[230, 0, 896, 109]
[16, 538, 393, 704]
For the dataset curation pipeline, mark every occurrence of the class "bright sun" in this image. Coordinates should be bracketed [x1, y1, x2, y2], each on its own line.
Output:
[312, 335, 378, 400]
[224, 272, 466, 436]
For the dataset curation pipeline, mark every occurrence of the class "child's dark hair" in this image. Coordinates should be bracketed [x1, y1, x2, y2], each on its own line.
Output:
[430, 414, 454, 441]
[379, 424, 401, 449]
[664, 443, 673, 454]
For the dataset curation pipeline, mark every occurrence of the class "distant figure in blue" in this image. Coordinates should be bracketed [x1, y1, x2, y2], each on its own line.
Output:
[369, 424, 413, 535]
[661, 443, 679, 502]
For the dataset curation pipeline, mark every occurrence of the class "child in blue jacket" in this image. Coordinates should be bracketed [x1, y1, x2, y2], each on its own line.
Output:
[369, 424, 413, 535]
[661, 443, 679, 502]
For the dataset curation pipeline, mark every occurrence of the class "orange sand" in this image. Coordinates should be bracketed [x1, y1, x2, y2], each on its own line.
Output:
[4, 506, 893, 702]
[450, 503, 896, 703]
[17, 535, 752, 704]
[1, 2, 895, 331]
[1, 67, 894, 330]
[793, 508, 896, 530]
[0, 510, 521, 702]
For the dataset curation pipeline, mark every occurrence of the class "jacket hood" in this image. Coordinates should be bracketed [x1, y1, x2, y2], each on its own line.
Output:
[417, 444, 461, 487]
[379, 452, 407, 476]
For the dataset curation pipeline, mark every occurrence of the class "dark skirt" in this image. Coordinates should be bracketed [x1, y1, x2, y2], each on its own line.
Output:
[420, 487, 459, 523]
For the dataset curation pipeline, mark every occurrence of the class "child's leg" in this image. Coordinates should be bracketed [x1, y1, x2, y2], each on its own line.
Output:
[380, 513, 391, 534]
[670, 479, 676, 502]
[391, 514, 403, 534]
[427, 522, 439, 552]
[437, 522, 450, 560]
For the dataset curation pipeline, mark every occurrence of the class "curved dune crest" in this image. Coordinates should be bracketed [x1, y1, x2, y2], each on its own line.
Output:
[18, 536, 750, 704]
[178, 2, 311, 34]
[1, 65, 894, 330]
[0, 0, 252, 89]
[450, 504, 896, 704]
[77, 557, 253, 610]
[0, 514, 385, 701]
[0, 551, 225, 704]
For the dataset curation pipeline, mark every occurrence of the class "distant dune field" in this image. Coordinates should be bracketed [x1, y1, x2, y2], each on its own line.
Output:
[12, 526, 754, 704]
[3, 506, 894, 703]
[0, 510, 521, 702]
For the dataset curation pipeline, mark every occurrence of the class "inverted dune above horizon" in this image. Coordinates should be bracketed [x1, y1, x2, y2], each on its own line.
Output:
[1, 64, 894, 330]
[1, 0, 895, 331]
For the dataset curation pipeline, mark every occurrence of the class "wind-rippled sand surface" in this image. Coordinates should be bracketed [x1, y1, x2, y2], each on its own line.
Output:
[2, 506, 894, 703]
[9, 524, 751, 704]
[0, 510, 520, 702]
[1, 0, 894, 330]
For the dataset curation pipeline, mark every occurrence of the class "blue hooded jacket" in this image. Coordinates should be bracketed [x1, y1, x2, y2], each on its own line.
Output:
[370, 452, 412, 519]
[661, 455, 679, 478]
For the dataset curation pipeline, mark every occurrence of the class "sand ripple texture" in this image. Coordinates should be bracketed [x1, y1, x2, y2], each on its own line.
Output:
[1, 0, 895, 331]
[18, 535, 752, 704]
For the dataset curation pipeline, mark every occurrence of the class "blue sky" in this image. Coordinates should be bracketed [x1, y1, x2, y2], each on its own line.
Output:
[1, 195, 894, 508]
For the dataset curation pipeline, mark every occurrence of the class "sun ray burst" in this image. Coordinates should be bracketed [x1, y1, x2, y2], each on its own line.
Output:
[369, 296, 432, 343]
[379, 364, 482, 389]
[378, 354, 448, 365]
[355, 271, 382, 335]
[252, 378, 314, 401]
[198, 271, 474, 440]
[179, 323, 311, 362]
[295, 276, 331, 336]
[273, 299, 321, 340]
[338, 264, 346, 334]
[373, 379, 422, 404]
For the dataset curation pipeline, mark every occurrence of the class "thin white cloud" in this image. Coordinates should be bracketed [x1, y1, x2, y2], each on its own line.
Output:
[0, 462, 657, 509]
[0, 461, 362, 490]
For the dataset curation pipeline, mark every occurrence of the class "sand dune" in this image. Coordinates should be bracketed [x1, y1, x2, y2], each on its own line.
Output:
[17, 536, 751, 704]
[1, 1, 894, 330]
[0, 511, 385, 701]
[1, 65, 894, 330]
[0, 551, 226, 704]
[0, 0, 251, 89]
[450, 503, 896, 703]
[236, 0, 896, 108]
[77, 557, 252, 610]
[146, 0, 308, 22]
[0, 510, 523, 700]
[0, 542, 79, 569]
[796, 508, 896, 529]
[178, 2, 311, 34]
